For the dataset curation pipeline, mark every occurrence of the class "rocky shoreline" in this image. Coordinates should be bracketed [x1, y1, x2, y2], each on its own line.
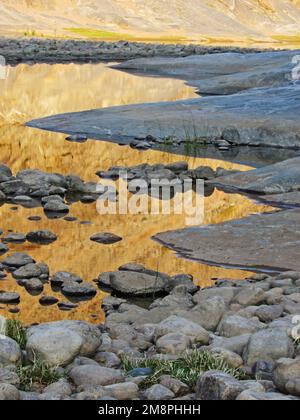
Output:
[0, 37, 267, 65]
[27, 49, 300, 149]
[1, 267, 300, 400]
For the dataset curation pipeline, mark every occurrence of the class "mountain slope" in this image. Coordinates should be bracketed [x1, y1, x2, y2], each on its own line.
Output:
[0, 0, 300, 41]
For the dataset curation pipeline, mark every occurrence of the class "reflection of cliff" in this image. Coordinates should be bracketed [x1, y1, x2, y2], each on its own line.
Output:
[0, 62, 274, 325]
[0, 134, 273, 325]
[0, 63, 198, 125]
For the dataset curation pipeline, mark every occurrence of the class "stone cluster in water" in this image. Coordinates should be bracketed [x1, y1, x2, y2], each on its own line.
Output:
[1, 269, 300, 400]
[0, 164, 108, 219]
[0, 37, 265, 65]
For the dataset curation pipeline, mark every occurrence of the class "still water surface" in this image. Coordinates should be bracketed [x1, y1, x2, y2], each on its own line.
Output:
[0, 63, 273, 324]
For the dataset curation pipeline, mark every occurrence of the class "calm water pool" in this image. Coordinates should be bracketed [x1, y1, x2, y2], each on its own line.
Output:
[0, 62, 273, 324]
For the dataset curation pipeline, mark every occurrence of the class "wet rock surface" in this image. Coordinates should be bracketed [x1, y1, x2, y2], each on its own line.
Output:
[155, 209, 300, 272]
[0, 166, 106, 218]
[28, 50, 300, 149]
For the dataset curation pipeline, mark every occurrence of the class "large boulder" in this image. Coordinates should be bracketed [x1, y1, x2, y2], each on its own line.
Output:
[273, 358, 300, 396]
[26, 327, 83, 366]
[26, 321, 102, 366]
[209, 334, 251, 356]
[217, 315, 264, 338]
[188, 297, 227, 331]
[192, 287, 236, 306]
[0, 337, 22, 368]
[243, 327, 294, 366]
[155, 315, 209, 345]
[108, 271, 167, 297]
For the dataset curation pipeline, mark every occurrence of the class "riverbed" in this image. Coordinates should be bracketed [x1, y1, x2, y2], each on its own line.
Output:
[0, 62, 274, 324]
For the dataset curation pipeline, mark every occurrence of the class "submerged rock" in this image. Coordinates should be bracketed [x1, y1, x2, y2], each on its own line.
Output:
[90, 233, 122, 245]
[26, 230, 57, 244]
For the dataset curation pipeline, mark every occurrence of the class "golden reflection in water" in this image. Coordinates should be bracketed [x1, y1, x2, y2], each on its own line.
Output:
[0, 63, 199, 125]
[0, 64, 274, 325]
[0, 133, 274, 325]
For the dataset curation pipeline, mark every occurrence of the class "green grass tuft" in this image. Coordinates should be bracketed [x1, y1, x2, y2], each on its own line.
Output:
[123, 350, 247, 389]
[5, 319, 27, 350]
[17, 356, 62, 392]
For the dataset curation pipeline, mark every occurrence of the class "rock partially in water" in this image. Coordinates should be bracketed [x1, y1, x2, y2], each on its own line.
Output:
[101, 270, 167, 297]
[19, 278, 44, 294]
[0, 243, 8, 255]
[43, 199, 69, 214]
[12, 263, 43, 280]
[51, 271, 83, 286]
[0, 291, 20, 304]
[28, 50, 300, 149]
[62, 281, 97, 298]
[0, 164, 12, 182]
[66, 135, 88, 143]
[155, 209, 300, 272]
[57, 302, 79, 311]
[26, 230, 57, 244]
[210, 156, 300, 195]
[39, 295, 59, 306]
[90, 232, 122, 245]
[2, 253, 35, 268]
[2, 233, 26, 244]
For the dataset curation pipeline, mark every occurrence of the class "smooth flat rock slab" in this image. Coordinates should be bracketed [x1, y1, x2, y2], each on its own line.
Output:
[258, 191, 300, 208]
[115, 50, 299, 95]
[27, 84, 300, 149]
[154, 209, 300, 272]
[27, 50, 300, 149]
[210, 156, 300, 194]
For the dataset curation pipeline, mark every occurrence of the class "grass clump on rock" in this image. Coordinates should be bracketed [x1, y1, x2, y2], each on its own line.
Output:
[5, 319, 27, 350]
[123, 350, 247, 389]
